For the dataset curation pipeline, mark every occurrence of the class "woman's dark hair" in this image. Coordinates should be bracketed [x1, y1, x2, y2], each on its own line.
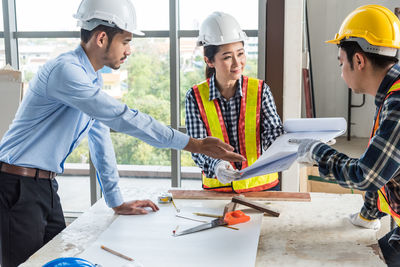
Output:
[203, 45, 221, 78]
[339, 41, 398, 70]
[81, 24, 124, 51]
[203, 41, 245, 78]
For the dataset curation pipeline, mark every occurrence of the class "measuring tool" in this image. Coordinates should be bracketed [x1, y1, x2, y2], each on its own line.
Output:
[174, 210, 249, 237]
[171, 199, 180, 213]
[158, 193, 172, 203]
[158, 193, 180, 213]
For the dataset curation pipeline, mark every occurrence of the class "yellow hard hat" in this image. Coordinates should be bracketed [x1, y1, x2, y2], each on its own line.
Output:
[326, 5, 400, 52]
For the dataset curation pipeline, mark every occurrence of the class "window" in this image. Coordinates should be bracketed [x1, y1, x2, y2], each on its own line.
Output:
[0, 39, 4, 67]
[122, 38, 171, 124]
[179, 0, 258, 30]
[108, 38, 172, 167]
[4, 0, 262, 211]
[0, 0, 3, 31]
[108, 37, 172, 167]
[16, 0, 81, 31]
[0, 1, 4, 66]
[131, 0, 169, 31]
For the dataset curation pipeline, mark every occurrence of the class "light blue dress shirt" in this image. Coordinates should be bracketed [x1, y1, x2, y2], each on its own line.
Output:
[0, 45, 189, 207]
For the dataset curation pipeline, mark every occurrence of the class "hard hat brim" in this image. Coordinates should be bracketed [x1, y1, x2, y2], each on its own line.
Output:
[132, 29, 145, 36]
[325, 39, 340, 45]
[325, 33, 342, 45]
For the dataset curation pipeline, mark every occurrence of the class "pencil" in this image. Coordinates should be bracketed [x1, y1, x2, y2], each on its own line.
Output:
[172, 225, 179, 235]
[101, 245, 134, 261]
[193, 212, 222, 218]
[176, 214, 207, 223]
[223, 225, 239, 230]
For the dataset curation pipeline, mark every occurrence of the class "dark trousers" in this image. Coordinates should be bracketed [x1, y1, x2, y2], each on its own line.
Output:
[0, 172, 66, 267]
[379, 228, 400, 266]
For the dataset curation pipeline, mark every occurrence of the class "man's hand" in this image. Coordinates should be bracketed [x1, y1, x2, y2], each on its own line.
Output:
[184, 137, 246, 162]
[112, 200, 159, 215]
[289, 138, 322, 165]
[214, 160, 241, 184]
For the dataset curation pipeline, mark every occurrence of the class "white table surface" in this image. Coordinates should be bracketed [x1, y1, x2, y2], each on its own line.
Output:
[22, 192, 385, 267]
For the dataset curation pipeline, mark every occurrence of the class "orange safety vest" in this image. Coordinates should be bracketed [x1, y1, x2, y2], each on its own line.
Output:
[370, 79, 400, 225]
[192, 76, 279, 193]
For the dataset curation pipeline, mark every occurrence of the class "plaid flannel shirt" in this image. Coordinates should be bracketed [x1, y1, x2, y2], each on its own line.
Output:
[312, 63, 400, 251]
[185, 75, 283, 178]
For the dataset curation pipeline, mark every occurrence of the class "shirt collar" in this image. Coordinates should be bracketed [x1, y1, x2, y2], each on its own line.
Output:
[75, 45, 101, 83]
[208, 74, 243, 101]
[375, 63, 400, 108]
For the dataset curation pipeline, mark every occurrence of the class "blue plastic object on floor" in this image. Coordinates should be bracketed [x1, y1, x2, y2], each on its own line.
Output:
[42, 257, 100, 267]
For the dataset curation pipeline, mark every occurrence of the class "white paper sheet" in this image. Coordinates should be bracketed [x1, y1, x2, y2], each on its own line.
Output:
[79, 205, 263, 267]
[238, 117, 347, 179]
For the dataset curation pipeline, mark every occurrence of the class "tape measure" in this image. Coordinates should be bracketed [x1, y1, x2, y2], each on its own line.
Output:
[158, 193, 172, 203]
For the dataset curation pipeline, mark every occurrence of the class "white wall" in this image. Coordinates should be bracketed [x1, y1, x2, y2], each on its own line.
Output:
[281, 0, 304, 192]
[307, 0, 399, 137]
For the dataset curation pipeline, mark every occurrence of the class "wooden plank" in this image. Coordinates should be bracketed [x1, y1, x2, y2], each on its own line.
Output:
[231, 196, 280, 217]
[168, 190, 311, 202]
[308, 179, 365, 196]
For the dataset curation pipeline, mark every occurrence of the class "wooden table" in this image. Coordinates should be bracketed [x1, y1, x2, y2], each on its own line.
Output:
[21, 193, 384, 267]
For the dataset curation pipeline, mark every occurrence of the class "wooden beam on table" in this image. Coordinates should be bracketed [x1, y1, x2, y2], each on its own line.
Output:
[231, 196, 280, 217]
[168, 190, 311, 202]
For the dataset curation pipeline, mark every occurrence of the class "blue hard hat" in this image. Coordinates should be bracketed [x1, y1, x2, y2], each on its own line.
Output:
[42, 257, 100, 267]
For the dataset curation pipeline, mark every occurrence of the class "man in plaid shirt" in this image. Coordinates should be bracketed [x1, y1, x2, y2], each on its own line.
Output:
[293, 5, 400, 265]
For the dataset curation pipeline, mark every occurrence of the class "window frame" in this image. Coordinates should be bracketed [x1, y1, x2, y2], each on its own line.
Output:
[1, 0, 266, 204]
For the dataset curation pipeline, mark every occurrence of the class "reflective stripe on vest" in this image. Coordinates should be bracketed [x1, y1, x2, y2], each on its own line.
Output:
[377, 187, 400, 226]
[193, 77, 278, 193]
[372, 79, 400, 225]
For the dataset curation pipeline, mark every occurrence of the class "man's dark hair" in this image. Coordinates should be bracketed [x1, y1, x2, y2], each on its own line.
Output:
[339, 41, 398, 70]
[81, 24, 124, 50]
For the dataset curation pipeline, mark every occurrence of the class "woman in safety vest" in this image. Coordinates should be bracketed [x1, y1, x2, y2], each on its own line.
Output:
[185, 12, 284, 193]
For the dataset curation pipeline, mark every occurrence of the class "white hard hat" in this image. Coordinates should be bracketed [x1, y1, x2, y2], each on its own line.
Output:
[73, 0, 144, 36]
[197, 11, 247, 46]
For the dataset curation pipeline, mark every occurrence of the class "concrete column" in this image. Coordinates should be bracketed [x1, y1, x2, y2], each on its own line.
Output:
[281, 0, 304, 192]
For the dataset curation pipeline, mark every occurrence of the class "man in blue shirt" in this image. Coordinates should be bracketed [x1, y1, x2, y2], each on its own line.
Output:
[0, 0, 245, 266]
